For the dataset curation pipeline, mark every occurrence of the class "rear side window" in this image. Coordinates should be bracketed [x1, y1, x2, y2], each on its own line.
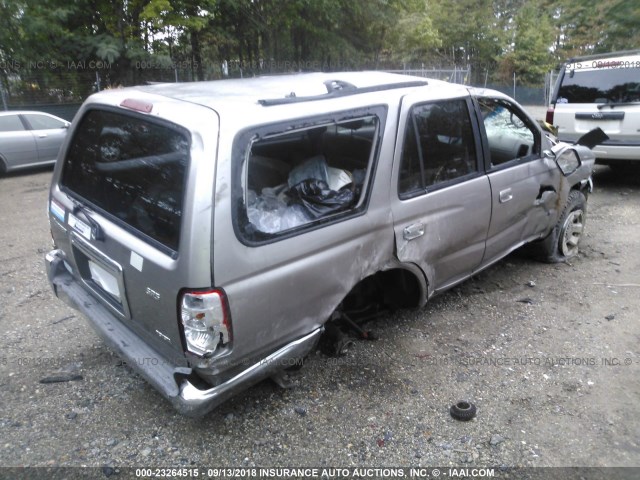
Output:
[0, 115, 25, 132]
[234, 111, 383, 242]
[557, 67, 640, 104]
[23, 113, 66, 130]
[60, 109, 190, 253]
[399, 98, 478, 199]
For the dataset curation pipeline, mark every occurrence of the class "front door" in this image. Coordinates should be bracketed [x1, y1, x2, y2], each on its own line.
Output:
[22, 113, 68, 162]
[475, 97, 561, 268]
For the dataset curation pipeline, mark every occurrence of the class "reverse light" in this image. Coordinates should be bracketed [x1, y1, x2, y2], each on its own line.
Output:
[180, 289, 231, 357]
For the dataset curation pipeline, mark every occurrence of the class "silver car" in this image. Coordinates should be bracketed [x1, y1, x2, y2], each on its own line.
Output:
[0, 111, 70, 174]
[44, 72, 605, 416]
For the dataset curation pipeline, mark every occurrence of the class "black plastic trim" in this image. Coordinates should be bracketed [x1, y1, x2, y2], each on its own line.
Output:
[258, 81, 428, 106]
[575, 112, 625, 120]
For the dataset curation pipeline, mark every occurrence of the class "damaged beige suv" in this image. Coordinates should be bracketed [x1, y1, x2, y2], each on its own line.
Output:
[45, 72, 605, 416]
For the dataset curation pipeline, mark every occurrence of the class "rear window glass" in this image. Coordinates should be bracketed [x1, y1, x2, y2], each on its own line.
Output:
[61, 109, 190, 253]
[557, 67, 640, 104]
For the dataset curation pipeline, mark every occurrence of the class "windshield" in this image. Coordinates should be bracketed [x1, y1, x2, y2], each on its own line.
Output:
[557, 67, 640, 104]
[60, 109, 190, 253]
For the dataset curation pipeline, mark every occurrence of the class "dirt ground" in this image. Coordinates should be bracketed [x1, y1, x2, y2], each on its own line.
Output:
[0, 159, 639, 474]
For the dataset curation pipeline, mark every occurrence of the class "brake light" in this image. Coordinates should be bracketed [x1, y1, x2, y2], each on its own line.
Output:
[120, 98, 153, 113]
[546, 106, 554, 124]
[180, 289, 231, 357]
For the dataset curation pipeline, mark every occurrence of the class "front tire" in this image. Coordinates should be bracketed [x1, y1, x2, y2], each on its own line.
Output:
[533, 190, 587, 263]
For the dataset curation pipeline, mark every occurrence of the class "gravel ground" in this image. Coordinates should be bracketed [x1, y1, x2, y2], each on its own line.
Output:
[1, 155, 639, 474]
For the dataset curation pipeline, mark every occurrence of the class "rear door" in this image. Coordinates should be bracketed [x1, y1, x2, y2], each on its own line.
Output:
[0, 114, 38, 169]
[476, 96, 561, 268]
[22, 113, 68, 163]
[390, 92, 491, 294]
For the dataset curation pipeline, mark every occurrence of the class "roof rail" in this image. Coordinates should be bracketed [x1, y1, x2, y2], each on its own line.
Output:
[568, 49, 640, 62]
[258, 79, 428, 106]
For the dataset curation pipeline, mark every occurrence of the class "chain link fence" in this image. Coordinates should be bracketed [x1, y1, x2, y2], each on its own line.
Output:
[386, 67, 550, 106]
[385, 67, 471, 85]
[0, 63, 555, 122]
[0, 64, 197, 120]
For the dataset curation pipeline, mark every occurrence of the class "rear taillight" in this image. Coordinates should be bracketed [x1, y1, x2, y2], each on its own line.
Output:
[180, 289, 231, 357]
[546, 106, 554, 124]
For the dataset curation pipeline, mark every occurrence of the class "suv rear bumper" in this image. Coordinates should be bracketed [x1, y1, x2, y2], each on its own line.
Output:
[45, 249, 322, 417]
[559, 139, 640, 161]
[592, 144, 640, 161]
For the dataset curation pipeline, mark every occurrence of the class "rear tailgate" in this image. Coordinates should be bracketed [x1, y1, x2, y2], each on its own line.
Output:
[555, 103, 640, 144]
[48, 93, 219, 365]
[554, 61, 640, 147]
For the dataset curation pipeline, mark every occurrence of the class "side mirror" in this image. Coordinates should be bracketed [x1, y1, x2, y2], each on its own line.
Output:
[555, 148, 581, 176]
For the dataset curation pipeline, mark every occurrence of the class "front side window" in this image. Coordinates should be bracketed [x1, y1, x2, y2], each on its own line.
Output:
[235, 112, 382, 241]
[398, 98, 479, 199]
[61, 109, 190, 253]
[478, 98, 539, 167]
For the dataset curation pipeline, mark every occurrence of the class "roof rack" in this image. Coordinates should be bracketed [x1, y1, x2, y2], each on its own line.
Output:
[568, 49, 640, 62]
[258, 79, 428, 106]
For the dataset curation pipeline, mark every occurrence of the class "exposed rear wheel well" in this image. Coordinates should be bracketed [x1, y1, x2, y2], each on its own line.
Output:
[341, 268, 423, 315]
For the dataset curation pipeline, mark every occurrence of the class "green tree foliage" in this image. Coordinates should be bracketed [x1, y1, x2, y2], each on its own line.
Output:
[549, 0, 640, 57]
[497, 1, 556, 85]
[385, 0, 440, 65]
[1, 0, 638, 103]
[430, 0, 502, 77]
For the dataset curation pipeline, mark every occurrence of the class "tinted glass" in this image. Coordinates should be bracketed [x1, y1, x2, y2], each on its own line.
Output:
[399, 99, 478, 198]
[61, 109, 189, 252]
[557, 68, 640, 104]
[0, 115, 25, 132]
[23, 113, 66, 130]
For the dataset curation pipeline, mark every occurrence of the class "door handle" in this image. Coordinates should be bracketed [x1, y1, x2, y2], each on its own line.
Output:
[499, 188, 513, 203]
[403, 223, 425, 241]
[38, 134, 48, 138]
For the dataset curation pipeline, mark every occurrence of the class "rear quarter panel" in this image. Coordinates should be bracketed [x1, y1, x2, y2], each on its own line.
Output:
[211, 102, 400, 367]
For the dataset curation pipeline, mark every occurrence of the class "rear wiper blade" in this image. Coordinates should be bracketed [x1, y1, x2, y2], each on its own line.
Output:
[69, 199, 105, 241]
[598, 101, 640, 109]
